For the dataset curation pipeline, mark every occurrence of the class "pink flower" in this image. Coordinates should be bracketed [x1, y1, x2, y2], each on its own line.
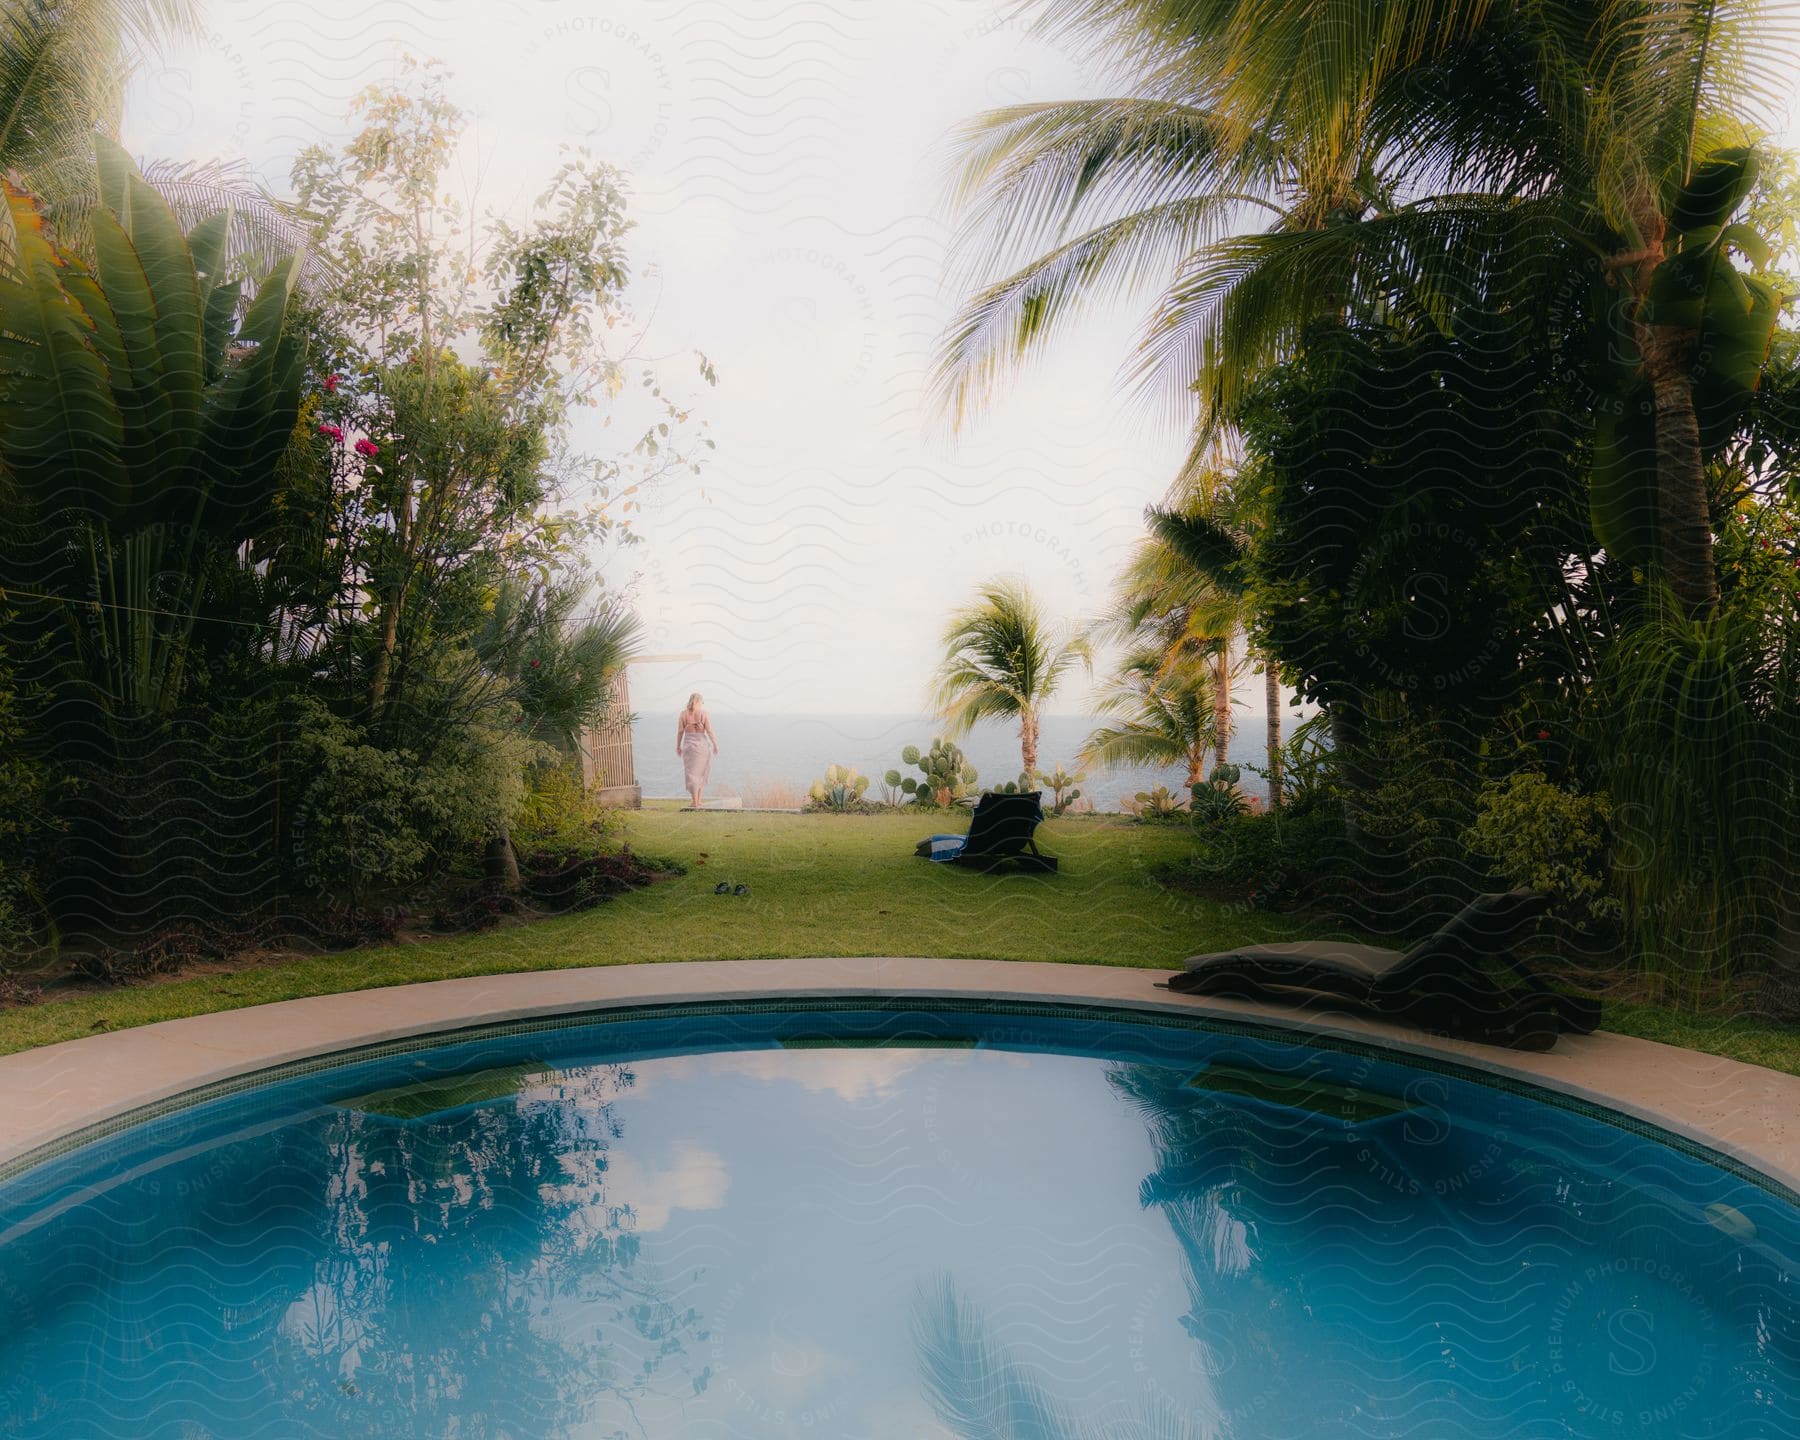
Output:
[354, 438, 380, 458]
[318, 422, 343, 442]
[529, 659, 541, 668]
[1536, 728, 1550, 741]
[323, 373, 340, 394]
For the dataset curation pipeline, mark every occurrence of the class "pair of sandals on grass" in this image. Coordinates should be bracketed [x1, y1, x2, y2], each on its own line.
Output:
[712, 882, 750, 897]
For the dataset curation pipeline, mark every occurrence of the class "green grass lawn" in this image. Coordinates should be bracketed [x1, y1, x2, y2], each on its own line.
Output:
[0, 807, 1318, 1056]
[1, 803, 1794, 1076]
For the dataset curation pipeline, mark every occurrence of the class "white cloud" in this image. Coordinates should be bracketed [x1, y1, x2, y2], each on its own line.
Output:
[543, 1141, 730, 1242]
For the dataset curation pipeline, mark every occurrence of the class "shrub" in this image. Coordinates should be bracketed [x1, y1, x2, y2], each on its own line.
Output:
[288, 699, 549, 897]
[1175, 804, 1351, 911]
[515, 759, 614, 860]
[1343, 713, 1490, 928]
[1466, 772, 1618, 934]
[1189, 763, 1249, 827]
[289, 709, 433, 896]
[1130, 785, 1187, 820]
[0, 632, 55, 958]
[1037, 764, 1085, 815]
[1276, 713, 1340, 814]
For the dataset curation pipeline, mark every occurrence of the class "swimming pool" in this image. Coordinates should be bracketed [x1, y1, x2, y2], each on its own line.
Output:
[1, 1001, 1795, 1437]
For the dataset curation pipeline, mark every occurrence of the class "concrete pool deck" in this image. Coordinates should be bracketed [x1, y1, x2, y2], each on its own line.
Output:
[3, 956, 1798, 1193]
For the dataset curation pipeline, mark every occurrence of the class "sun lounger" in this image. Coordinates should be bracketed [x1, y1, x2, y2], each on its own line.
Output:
[1164, 889, 1599, 1051]
[915, 791, 1058, 873]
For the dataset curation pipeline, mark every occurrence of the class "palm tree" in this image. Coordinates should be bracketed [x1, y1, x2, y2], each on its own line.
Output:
[1142, 493, 1284, 803]
[0, 139, 307, 721]
[932, 577, 1091, 775]
[0, 2, 315, 282]
[935, 2, 1563, 430]
[1106, 500, 1242, 768]
[937, 1, 1787, 615]
[1079, 649, 1216, 787]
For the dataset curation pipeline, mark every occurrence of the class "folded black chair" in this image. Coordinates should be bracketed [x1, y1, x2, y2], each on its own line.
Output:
[1164, 889, 1600, 1051]
[914, 791, 1058, 873]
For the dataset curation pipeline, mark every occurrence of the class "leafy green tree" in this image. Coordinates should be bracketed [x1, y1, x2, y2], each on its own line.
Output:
[292, 61, 708, 719]
[932, 578, 1091, 774]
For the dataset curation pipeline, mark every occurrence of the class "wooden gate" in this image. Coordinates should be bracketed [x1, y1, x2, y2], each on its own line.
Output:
[581, 669, 640, 808]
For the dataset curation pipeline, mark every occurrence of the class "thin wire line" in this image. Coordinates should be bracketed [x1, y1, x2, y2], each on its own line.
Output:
[0, 585, 278, 630]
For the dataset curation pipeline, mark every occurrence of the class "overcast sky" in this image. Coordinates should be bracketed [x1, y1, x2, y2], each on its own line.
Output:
[124, 1, 1800, 717]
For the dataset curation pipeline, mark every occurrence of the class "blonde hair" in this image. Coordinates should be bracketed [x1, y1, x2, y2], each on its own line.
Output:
[685, 692, 704, 714]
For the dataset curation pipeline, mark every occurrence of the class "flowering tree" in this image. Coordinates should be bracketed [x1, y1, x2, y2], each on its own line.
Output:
[289, 58, 713, 720]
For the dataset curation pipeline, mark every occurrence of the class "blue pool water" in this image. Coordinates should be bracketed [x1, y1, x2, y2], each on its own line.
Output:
[1, 1004, 1796, 1438]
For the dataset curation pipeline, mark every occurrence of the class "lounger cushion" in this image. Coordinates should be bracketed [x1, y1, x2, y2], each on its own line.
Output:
[1177, 940, 1403, 983]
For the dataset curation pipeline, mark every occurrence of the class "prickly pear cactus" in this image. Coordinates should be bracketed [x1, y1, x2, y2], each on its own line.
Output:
[808, 763, 870, 812]
[891, 737, 978, 807]
[985, 772, 1035, 796]
[1038, 763, 1085, 815]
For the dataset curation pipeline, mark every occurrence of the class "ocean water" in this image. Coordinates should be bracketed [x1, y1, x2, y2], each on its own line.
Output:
[632, 711, 1276, 809]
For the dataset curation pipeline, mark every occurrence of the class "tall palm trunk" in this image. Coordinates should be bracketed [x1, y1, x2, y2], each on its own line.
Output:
[1616, 202, 1718, 617]
[1020, 708, 1039, 775]
[1210, 649, 1231, 775]
[1641, 321, 1719, 612]
[1263, 651, 1282, 807]
[1185, 747, 1206, 787]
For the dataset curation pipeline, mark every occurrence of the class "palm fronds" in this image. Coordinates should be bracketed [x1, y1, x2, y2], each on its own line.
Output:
[1079, 651, 1217, 781]
[932, 577, 1091, 735]
[0, 0, 197, 211]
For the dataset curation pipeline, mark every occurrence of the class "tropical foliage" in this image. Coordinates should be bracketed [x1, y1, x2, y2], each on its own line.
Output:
[1079, 650, 1216, 786]
[940, 1, 1800, 993]
[808, 764, 871, 812]
[888, 738, 980, 809]
[932, 577, 1090, 773]
[0, 58, 706, 951]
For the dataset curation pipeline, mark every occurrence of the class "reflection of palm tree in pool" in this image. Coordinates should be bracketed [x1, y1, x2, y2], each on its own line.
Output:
[910, 1274, 1201, 1440]
[260, 1063, 704, 1436]
[1101, 1060, 1722, 1437]
[905, 1068, 1422, 1439]
[1106, 1062, 1334, 1433]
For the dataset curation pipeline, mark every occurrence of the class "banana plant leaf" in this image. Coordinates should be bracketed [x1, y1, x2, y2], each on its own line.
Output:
[0, 138, 307, 718]
[0, 137, 306, 536]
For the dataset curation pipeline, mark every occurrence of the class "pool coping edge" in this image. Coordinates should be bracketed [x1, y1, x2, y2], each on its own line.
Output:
[2, 957, 1797, 1195]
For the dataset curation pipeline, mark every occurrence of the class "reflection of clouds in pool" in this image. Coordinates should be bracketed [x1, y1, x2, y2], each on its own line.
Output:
[553, 1047, 971, 1105]
[543, 1142, 729, 1241]
[707, 1048, 961, 1102]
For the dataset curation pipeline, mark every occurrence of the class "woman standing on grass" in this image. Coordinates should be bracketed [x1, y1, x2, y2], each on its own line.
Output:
[676, 693, 720, 809]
